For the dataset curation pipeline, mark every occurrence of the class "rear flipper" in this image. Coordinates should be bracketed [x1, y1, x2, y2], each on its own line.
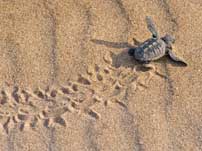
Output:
[133, 38, 141, 45]
[167, 49, 188, 66]
[138, 63, 167, 86]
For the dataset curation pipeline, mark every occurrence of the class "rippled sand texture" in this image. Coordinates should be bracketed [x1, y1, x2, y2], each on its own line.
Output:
[0, 0, 202, 151]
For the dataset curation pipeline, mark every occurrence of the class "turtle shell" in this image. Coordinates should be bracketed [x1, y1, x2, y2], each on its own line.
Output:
[134, 38, 166, 62]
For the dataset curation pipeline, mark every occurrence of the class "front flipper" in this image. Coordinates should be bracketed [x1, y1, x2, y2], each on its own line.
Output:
[145, 16, 159, 38]
[168, 49, 188, 66]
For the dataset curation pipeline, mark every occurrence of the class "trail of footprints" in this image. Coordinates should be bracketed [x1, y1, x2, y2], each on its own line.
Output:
[0, 52, 138, 134]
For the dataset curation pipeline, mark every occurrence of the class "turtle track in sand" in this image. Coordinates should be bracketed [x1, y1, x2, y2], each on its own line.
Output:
[0, 51, 144, 135]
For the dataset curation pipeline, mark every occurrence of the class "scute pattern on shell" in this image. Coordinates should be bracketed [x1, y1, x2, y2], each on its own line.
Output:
[134, 38, 166, 61]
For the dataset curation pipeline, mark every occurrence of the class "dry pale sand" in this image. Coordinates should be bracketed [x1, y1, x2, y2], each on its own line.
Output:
[0, 0, 202, 151]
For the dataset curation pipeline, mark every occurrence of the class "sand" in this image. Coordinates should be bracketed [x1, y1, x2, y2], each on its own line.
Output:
[0, 0, 202, 151]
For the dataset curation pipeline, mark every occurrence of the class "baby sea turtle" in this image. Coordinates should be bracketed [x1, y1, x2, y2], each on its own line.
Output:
[128, 16, 187, 66]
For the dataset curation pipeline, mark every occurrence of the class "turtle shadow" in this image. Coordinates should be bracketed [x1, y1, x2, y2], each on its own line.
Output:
[91, 38, 147, 72]
[91, 39, 134, 48]
[111, 50, 146, 71]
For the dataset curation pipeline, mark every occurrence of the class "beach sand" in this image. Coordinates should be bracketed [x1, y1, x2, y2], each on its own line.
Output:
[0, 0, 202, 151]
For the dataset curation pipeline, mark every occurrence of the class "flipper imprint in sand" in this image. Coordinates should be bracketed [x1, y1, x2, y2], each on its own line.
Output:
[0, 52, 142, 134]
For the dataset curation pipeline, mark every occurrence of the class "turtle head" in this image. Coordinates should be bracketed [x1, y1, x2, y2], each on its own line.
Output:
[162, 34, 175, 46]
[128, 48, 135, 56]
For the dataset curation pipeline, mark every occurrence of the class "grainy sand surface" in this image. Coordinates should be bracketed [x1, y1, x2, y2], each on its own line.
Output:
[0, 0, 202, 151]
